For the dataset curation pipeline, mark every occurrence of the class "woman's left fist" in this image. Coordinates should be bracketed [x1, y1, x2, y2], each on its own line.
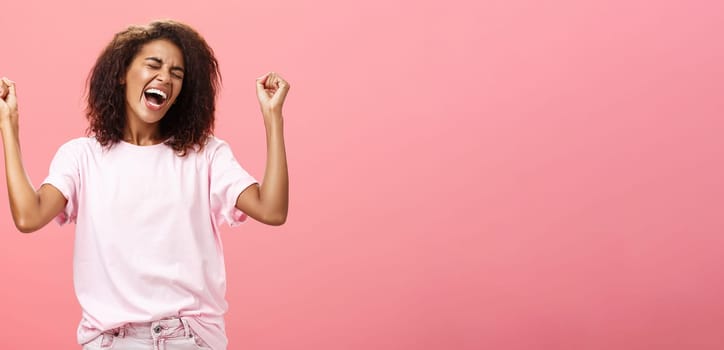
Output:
[256, 72, 290, 117]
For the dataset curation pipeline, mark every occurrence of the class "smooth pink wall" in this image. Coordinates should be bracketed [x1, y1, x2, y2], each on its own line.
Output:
[1, 0, 723, 349]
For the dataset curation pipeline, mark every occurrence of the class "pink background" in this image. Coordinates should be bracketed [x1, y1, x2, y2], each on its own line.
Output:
[1, 0, 723, 348]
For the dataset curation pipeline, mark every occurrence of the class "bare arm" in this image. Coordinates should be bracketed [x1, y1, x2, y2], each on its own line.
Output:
[0, 78, 66, 233]
[235, 72, 290, 226]
[236, 117, 288, 226]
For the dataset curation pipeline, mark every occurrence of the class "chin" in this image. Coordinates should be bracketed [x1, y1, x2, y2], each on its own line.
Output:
[146, 113, 167, 123]
[132, 109, 167, 124]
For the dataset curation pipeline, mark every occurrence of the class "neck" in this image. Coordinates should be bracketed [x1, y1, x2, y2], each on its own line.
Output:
[123, 119, 162, 146]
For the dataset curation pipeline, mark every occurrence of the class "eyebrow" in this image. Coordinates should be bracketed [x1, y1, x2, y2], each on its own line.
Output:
[144, 57, 185, 73]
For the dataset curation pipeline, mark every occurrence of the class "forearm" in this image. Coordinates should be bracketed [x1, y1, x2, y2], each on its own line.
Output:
[259, 115, 289, 224]
[1, 123, 41, 231]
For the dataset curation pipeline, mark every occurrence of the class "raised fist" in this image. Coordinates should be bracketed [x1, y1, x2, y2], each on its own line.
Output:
[0, 79, 8, 100]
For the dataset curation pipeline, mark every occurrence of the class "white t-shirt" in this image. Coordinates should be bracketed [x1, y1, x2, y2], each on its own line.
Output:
[42, 135, 258, 350]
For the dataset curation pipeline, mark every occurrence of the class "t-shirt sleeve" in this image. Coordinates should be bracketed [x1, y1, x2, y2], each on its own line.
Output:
[41, 139, 82, 226]
[209, 140, 259, 227]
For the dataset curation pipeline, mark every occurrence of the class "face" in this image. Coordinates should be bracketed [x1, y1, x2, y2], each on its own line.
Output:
[122, 39, 185, 125]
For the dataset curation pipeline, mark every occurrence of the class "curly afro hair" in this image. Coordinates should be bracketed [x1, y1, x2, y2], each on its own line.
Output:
[85, 19, 221, 155]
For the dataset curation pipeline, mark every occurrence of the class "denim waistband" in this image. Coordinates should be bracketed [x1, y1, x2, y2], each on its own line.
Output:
[104, 317, 192, 340]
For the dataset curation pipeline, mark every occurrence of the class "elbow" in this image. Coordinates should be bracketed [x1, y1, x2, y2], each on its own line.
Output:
[15, 219, 39, 234]
[265, 212, 287, 226]
[275, 215, 288, 226]
[14, 211, 42, 234]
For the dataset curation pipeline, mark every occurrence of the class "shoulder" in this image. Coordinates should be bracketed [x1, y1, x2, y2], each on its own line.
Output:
[201, 135, 234, 157]
[203, 135, 230, 149]
[54, 136, 98, 155]
[198, 136, 245, 168]
[48, 136, 100, 169]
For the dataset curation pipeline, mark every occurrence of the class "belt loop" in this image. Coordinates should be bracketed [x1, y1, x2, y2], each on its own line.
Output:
[118, 324, 126, 337]
[181, 318, 190, 337]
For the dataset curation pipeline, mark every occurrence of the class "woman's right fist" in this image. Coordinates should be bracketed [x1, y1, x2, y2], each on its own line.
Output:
[0, 77, 19, 131]
[0, 79, 8, 100]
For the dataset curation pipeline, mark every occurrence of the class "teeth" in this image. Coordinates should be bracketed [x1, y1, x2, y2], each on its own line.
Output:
[145, 88, 167, 99]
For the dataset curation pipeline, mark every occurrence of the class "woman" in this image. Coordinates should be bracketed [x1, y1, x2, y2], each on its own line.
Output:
[0, 19, 289, 350]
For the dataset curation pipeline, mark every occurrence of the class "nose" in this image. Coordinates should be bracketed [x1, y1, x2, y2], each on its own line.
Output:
[155, 70, 171, 84]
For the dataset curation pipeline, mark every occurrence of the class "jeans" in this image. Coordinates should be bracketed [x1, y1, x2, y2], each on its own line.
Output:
[81, 317, 211, 350]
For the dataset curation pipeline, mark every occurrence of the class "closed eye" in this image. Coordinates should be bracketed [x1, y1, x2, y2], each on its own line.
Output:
[171, 68, 185, 79]
[144, 57, 184, 79]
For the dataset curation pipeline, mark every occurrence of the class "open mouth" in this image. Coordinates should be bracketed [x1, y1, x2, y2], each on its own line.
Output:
[143, 88, 168, 110]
